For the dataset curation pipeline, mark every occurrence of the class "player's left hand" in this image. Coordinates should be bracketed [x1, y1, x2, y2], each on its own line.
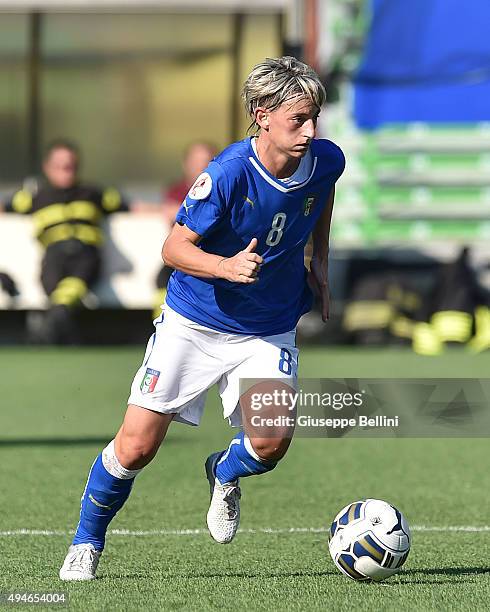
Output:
[308, 256, 329, 322]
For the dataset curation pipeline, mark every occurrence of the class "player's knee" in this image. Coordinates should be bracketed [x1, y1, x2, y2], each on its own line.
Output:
[249, 437, 291, 462]
[116, 433, 160, 469]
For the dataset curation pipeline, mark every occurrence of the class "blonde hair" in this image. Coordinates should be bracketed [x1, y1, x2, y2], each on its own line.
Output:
[242, 56, 326, 131]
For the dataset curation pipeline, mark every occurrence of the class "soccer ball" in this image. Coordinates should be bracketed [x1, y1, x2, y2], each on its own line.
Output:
[328, 499, 411, 582]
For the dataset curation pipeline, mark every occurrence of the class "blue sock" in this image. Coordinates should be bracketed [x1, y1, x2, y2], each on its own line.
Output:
[73, 443, 139, 551]
[215, 430, 277, 485]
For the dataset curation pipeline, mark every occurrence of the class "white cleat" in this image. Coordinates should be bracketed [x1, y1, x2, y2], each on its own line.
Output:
[59, 543, 101, 581]
[205, 452, 241, 544]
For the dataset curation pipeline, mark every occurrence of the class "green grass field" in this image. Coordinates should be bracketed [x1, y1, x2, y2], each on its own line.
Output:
[1, 347, 489, 611]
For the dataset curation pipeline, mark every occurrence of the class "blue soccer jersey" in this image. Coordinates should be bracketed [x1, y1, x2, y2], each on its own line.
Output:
[166, 136, 345, 335]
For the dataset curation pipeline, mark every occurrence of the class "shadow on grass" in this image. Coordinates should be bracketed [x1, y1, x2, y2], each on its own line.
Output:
[388, 566, 490, 585]
[113, 570, 338, 580]
[407, 566, 490, 577]
[0, 437, 113, 447]
[0, 436, 179, 447]
[103, 567, 490, 583]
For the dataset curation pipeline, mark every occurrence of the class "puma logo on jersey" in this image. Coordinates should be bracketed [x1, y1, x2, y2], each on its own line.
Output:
[243, 195, 255, 208]
[183, 201, 194, 213]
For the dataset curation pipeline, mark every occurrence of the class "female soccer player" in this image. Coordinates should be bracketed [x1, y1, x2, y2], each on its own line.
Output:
[60, 56, 345, 580]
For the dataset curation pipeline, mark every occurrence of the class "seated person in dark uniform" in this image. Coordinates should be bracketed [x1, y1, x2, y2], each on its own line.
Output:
[3, 139, 128, 344]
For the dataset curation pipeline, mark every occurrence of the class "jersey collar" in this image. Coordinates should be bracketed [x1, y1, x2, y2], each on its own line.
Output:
[247, 137, 318, 193]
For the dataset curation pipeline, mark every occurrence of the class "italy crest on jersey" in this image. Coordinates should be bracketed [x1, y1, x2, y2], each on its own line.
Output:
[303, 196, 316, 216]
[140, 368, 160, 394]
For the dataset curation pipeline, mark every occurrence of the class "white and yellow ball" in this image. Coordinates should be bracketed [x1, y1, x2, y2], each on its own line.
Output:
[328, 499, 411, 582]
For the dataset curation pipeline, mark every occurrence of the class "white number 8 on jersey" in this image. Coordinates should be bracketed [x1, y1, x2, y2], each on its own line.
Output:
[266, 212, 287, 246]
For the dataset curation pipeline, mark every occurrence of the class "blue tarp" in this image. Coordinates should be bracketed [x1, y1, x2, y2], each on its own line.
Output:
[354, 0, 490, 128]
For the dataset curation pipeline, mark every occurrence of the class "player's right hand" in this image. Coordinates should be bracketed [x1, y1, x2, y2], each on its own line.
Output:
[216, 238, 263, 283]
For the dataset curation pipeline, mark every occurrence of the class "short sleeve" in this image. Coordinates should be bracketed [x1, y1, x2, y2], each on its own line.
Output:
[333, 144, 346, 181]
[175, 162, 230, 237]
[325, 140, 346, 182]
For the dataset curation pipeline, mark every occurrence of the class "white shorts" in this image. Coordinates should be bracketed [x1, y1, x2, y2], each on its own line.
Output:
[128, 305, 298, 426]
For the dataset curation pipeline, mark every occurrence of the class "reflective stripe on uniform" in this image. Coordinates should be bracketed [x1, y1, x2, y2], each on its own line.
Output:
[431, 311, 472, 343]
[67, 201, 102, 222]
[343, 301, 394, 331]
[390, 315, 415, 339]
[50, 276, 88, 306]
[468, 306, 490, 353]
[39, 223, 103, 247]
[412, 322, 443, 356]
[73, 224, 103, 245]
[152, 287, 167, 320]
[33, 201, 101, 235]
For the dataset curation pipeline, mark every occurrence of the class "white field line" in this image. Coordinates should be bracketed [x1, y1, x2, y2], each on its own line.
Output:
[0, 526, 489, 537]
